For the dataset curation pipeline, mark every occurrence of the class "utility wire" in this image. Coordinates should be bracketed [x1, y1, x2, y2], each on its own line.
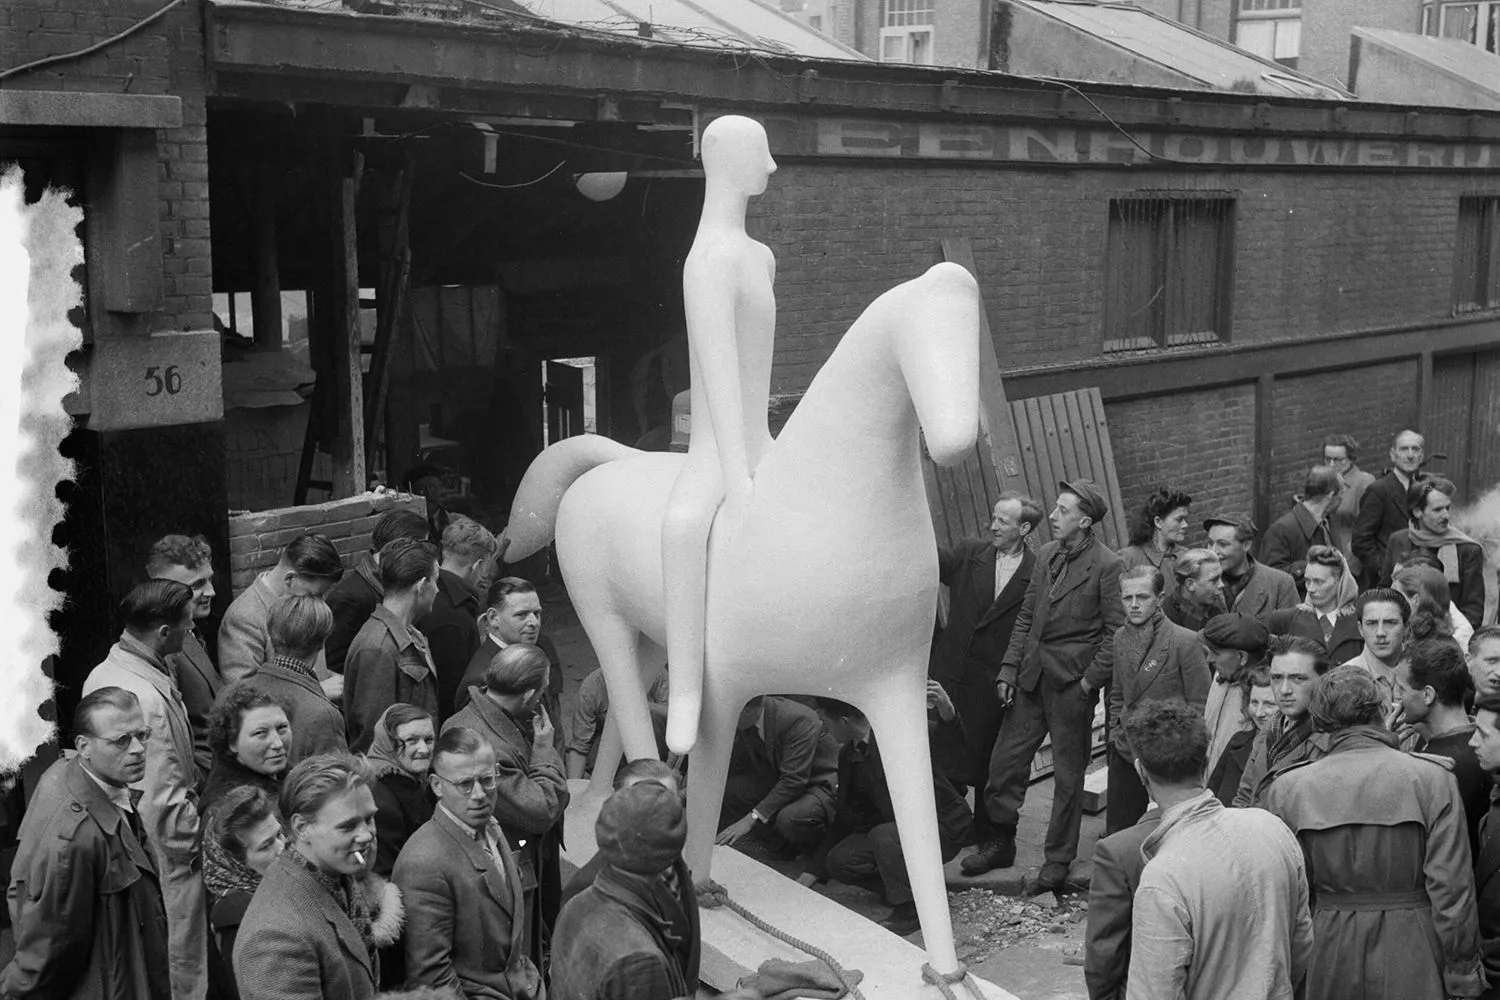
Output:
[458, 161, 566, 189]
[0, 0, 188, 84]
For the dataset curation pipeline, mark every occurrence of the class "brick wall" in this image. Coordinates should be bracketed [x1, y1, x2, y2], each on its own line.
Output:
[1, 0, 213, 332]
[1106, 383, 1257, 547]
[752, 163, 1471, 396]
[1270, 360, 1417, 509]
[227, 491, 427, 596]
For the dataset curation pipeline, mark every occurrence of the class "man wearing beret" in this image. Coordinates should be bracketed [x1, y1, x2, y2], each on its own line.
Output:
[1200, 612, 1271, 779]
[550, 780, 700, 1000]
[1203, 515, 1298, 620]
[963, 480, 1125, 892]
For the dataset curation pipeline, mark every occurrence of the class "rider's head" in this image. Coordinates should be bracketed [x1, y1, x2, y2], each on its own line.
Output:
[702, 115, 776, 197]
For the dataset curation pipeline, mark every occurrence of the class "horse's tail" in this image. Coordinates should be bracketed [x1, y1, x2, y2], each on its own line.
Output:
[499, 436, 641, 561]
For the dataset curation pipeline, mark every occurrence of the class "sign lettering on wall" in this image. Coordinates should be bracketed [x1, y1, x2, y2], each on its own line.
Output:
[764, 118, 1500, 169]
[89, 330, 223, 430]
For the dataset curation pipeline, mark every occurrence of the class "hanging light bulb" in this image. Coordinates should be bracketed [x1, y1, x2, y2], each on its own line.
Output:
[574, 172, 628, 202]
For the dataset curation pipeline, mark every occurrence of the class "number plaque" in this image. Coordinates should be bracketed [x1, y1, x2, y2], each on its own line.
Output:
[88, 331, 222, 431]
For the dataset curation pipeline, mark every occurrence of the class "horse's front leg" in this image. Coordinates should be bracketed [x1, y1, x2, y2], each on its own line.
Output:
[683, 683, 740, 885]
[580, 614, 659, 795]
[861, 669, 961, 975]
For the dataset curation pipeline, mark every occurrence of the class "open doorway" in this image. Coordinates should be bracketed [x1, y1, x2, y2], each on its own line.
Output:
[543, 356, 597, 445]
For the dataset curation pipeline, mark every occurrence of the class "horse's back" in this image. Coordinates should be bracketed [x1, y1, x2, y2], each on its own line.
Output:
[554, 453, 681, 641]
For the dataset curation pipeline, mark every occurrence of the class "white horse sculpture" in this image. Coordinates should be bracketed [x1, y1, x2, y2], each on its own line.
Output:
[503, 260, 980, 975]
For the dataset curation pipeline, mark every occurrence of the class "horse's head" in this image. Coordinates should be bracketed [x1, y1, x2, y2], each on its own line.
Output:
[893, 262, 981, 467]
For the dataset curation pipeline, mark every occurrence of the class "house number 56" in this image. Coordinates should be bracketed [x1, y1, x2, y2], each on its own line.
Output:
[144, 365, 183, 396]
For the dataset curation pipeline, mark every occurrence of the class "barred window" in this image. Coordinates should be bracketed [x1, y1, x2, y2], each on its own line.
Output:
[1104, 196, 1235, 352]
[1239, 0, 1299, 11]
[1454, 195, 1500, 312]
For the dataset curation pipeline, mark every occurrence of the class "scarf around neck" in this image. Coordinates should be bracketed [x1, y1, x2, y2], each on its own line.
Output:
[204, 826, 263, 900]
[1048, 532, 1093, 597]
[1116, 606, 1168, 679]
[1407, 523, 1480, 584]
[290, 850, 376, 961]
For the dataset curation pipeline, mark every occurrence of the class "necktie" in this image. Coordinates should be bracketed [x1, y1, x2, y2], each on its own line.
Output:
[1321, 615, 1334, 645]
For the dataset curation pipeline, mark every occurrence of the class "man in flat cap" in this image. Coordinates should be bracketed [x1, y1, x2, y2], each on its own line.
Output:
[963, 479, 1124, 892]
[549, 780, 700, 1000]
[1200, 613, 1271, 780]
[1202, 514, 1298, 619]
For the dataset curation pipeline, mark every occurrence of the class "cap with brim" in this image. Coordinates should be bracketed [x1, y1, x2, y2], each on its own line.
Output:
[1203, 514, 1256, 536]
[1057, 479, 1108, 523]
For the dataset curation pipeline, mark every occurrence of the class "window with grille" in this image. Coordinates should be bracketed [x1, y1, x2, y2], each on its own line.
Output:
[1455, 196, 1500, 312]
[880, 0, 935, 61]
[883, 0, 935, 26]
[1104, 196, 1235, 352]
[1235, 0, 1301, 65]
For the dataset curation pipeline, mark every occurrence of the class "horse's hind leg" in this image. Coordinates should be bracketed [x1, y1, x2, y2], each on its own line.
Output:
[862, 671, 961, 974]
[683, 683, 739, 885]
[577, 612, 659, 796]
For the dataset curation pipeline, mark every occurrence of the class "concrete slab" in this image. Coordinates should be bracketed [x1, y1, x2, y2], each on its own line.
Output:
[563, 780, 1020, 999]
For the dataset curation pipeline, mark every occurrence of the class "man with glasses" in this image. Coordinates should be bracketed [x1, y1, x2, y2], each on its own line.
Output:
[394, 726, 545, 1000]
[445, 642, 568, 975]
[84, 579, 206, 1000]
[2, 687, 171, 998]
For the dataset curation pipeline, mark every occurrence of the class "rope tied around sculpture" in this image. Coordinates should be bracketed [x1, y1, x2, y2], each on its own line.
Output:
[921, 960, 989, 1000]
[697, 879, 869, 1000]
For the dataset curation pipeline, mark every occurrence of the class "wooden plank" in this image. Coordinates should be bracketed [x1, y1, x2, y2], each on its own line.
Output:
[250, 159, 282, 351]
[330, 161, 367, 498]
[1416, 348, 1434, 433]
[364, 163, 413, 470]
[1085, 389, 1130, 548]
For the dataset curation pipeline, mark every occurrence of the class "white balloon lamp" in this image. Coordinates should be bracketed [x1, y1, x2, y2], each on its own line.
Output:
[574, 171, 628, 202]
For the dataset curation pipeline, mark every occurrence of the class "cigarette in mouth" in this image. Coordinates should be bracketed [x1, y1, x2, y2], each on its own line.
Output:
[353, 850, 366, 866]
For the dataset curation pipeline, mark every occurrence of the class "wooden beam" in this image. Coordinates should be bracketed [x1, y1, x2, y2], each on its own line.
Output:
[250, 160, 283, 352]
[1416, 348, 1434, 430]
[365, 164, 413, 472]
[1254, 374, 1274, 535]
[326, 118, 367, 499]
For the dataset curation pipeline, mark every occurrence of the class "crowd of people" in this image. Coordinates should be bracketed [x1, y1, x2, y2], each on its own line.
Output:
[4, 426, 1500, 1000]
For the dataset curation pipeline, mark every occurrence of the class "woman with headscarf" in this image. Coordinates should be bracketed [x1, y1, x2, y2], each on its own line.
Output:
[1267, 545, 1364, 665]
[364, 703, 437, 877]
[203, 682, 293, 816]
[205, 785, 287, 999]
[233, 753, 405, 1000]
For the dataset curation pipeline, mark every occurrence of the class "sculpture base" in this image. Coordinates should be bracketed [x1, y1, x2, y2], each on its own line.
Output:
[562, 780, 1020, 999]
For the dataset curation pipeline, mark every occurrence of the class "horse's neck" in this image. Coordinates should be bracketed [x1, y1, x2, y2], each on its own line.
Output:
[761, 324, 921, 500]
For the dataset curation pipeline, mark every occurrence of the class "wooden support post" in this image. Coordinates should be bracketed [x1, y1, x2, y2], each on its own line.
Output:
[1416, 348, 1434, 431]
[365, 163, 413, 472]
[330, 157, 366, 498]
[1254, 373, 1275, 534]
[250, 161, 283, 352]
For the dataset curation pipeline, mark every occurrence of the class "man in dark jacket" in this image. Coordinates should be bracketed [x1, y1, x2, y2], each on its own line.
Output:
[1385, 476, 1486, 628]
[148, 532, 226, 777]
[1398, 639, 1489, 856]
[417, 514, 500, 718]
[967, 479, 1125, 891]
[550, 780, 700, 1000]
[930, 492, 1039, 844]
[1469, 693, 1500, 996]
[716, 695, 839, 855]
[1203, 515, 1298, 619]
[1260, 466, 1342, 597]
[343, 538, 443, 751]
[325, 508, 429, 673]
[393, 726, 544, 1000]
[813, 691, 974, 935]
[453, 577, 564, 719]
[445, 643, 570, 974]
[1084, 808, 1161, 1000]
[1352, 429, 1426, 589]
[1, 687, 171, 1000]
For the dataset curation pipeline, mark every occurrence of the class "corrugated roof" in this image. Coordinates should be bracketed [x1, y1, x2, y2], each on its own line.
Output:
[517, 0, 869, 59]
[1015, 0, 1350, 98]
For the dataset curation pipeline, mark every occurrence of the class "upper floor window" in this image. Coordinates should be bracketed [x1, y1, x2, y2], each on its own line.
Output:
[1421, 0, 1500, 53]
[1235, 0, 1301, 67]
[880, 0, 935, 63]
[1455, 195, 1500, 313]
[1104, 195, 1235, 352]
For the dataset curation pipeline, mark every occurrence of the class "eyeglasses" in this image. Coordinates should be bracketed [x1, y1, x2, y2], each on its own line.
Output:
[432, 768, 500, 796]
[95, 728, 152, 751]
[399, 735, 435, 750]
